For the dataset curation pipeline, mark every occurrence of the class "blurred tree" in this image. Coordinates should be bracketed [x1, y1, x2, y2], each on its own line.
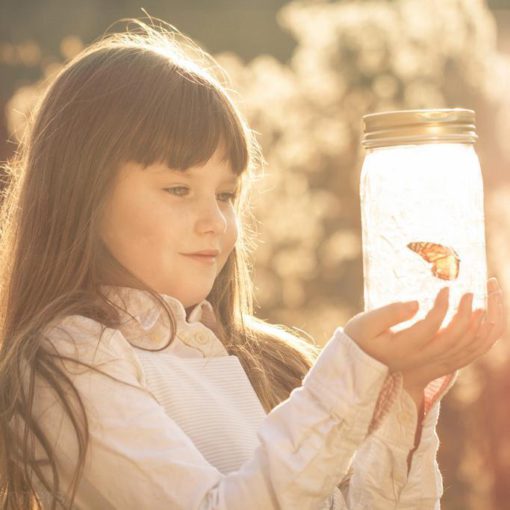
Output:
[489, 0, 510, 8]
[0, 0, 295, 161]
[215, 1, 510, 508]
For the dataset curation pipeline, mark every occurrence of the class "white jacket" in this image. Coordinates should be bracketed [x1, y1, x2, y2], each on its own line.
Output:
[26, 285, 454, 509]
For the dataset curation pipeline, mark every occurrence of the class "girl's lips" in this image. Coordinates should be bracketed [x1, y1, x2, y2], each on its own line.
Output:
[182, 254, 217, 264]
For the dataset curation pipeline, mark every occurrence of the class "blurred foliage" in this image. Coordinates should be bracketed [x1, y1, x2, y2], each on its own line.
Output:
[0, 0, 294, 160]
[0, 0, 294, 61]
[490, 0, 510, 8]
[216, 1, 510, 508]
[2, 1, 510, 509]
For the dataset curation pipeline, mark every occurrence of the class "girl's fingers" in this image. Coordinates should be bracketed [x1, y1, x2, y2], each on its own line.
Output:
[417, 310, 487, 377]
[448, 308, 486, 356]
[475, 280, 503, 344]
[458, 319, 498, 365]
[438, 292, 474, 346]
[350, 300, 419, 342]
[486, 281, 506, 343]
[493, 289, 507, 341]
[449, 282, 505, 367]
[394, 287, 450, 345]
[437, 310, 488, 371]
[469, 308, 486, 343]
[486, 278, 499, 324]
[475, 318, 492, 344]
[422, 305, 481, 362]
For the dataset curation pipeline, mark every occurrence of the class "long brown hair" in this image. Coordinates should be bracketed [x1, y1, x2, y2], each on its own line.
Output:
[0, 18, 321, 509]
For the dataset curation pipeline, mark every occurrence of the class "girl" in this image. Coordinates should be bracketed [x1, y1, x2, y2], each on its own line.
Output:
[0, 18, 505, 510]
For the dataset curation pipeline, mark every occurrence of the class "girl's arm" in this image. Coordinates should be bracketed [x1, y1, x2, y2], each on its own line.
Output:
[27, 317, 396, 510]
[332, 281, 505, 509]
[339, 374, 456, 510]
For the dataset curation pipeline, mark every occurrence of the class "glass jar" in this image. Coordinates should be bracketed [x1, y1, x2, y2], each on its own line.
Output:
[360, 109, 487, 331]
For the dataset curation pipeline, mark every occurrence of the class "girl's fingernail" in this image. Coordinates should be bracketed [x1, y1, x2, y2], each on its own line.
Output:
[457, 293, 472, 312]
[474, 309, 485, 321]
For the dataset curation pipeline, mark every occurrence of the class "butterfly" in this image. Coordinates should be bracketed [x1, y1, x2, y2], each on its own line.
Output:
[407, 241, 460, 280]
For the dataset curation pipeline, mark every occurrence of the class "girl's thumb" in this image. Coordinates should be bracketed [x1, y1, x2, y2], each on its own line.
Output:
[358, 300, 419, 339]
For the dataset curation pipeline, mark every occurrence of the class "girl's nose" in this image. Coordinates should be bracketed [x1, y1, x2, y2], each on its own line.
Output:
[195, 200, 228, 234]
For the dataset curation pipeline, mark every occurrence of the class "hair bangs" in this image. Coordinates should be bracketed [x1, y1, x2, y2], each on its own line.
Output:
[121, 69, 249, 175]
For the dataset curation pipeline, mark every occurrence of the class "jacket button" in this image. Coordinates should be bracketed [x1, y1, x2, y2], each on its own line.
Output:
[195, 333, 208, 344]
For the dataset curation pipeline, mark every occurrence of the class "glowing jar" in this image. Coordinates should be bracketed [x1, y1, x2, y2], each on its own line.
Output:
[360, 109, 487, 331]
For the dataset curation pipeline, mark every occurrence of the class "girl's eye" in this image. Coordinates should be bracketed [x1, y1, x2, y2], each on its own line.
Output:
[163, 187, 238, 203]
[164, 186, 189, 197]
[217, 192, 238, 203]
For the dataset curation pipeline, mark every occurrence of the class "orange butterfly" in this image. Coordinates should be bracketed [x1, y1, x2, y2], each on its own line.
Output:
[407, 241, 460, 280]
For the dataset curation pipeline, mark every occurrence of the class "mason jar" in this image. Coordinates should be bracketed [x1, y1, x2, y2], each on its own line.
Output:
[360, 109, 487, 331]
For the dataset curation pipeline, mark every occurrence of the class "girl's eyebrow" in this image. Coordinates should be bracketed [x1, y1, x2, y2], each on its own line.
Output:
[160, 168, 239, 184]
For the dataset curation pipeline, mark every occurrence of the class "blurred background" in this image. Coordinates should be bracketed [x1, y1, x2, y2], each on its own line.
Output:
[1, 0, 509, 508]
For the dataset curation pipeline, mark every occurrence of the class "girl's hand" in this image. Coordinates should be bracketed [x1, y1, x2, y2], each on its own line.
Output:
[344, 278, 506, 380]
[401, 277, 506, 395]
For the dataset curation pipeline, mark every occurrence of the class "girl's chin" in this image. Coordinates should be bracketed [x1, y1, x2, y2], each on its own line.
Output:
[182, 288, 213, 310]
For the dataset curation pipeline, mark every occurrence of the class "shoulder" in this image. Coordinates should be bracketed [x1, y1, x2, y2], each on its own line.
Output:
[44, 314, 109, 341]
[40, 314, 145, 386]
[42, 314, 116, 357]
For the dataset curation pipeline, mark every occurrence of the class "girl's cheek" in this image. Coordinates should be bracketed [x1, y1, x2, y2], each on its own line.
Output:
[229, 210, 241, 243]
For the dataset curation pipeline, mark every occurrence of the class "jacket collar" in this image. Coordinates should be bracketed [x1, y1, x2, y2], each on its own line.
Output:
[99, 285, 227, 357]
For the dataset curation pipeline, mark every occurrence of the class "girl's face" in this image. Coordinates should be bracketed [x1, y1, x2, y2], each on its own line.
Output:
[100, 146, 239, 310]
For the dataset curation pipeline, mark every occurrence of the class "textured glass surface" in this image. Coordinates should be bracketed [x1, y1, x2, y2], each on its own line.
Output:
[360, 143, 487, 332]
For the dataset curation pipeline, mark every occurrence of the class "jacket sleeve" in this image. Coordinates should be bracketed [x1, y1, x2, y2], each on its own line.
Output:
[338, 362, 457, 510]
[25, 317, 392, 510]
[394, 373, 457, 510]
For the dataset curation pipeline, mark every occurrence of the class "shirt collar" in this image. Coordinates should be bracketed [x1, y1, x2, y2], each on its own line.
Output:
[98, 285, 227, 357]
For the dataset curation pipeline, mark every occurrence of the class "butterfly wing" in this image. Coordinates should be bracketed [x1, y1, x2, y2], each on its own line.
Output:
[407, 242, 460, 280]
[431, 253, 460, 280]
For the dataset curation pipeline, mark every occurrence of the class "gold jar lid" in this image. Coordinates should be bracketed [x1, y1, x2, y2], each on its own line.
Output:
[361, 108, 478, 149]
